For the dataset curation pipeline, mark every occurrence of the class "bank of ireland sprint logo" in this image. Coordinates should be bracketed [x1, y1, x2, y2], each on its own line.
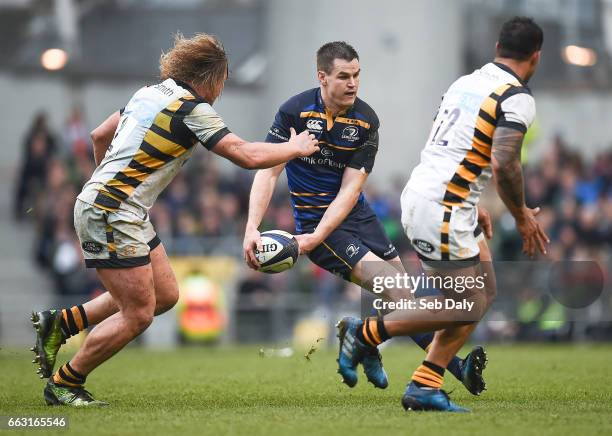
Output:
[341, 126, 359, 141]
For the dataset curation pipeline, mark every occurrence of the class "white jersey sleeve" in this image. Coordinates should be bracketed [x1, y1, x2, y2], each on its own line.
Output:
[498, 91, 536, 133]
[183, 103, 230, 150]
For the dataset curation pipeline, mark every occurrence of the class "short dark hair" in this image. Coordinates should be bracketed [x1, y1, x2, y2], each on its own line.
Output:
[317, 41, 359, 74]
[497, 16, 543, 60]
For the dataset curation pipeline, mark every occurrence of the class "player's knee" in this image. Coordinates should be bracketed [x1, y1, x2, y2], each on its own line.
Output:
[155, 285, 179, 315]
[133, 311, 154, 334]
[165, 287, 179, 310]
[128, 306, 155, 335]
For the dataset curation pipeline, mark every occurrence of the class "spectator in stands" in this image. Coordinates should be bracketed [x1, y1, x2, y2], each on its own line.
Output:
[14, 112, 57, 220]
[62, 106, 90, 159]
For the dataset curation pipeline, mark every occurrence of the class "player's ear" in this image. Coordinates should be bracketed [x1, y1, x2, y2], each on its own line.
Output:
[317, 70, 327, 86]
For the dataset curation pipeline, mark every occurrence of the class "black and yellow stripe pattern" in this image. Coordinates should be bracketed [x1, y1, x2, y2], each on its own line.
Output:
[299, 110, 370, 131]
[440, 206, 452, 261]
[317, 140, 354, 151]
[299, 110, 327, 119]
[411, 364, 444, 389]
[61, 305, 88, 338]
[290, 191, 336, 210]
[105, 224, 117, 259]
[361, 317, 383, 347]
[290, 191, 334, 197]
[294, 205, 330, 209]
[94, 96, 200, 212]
[335, 116, 370, 130]
[53, 362, 86, 388]
[300, 110, 331, 130]
[442, 83, 516, 207]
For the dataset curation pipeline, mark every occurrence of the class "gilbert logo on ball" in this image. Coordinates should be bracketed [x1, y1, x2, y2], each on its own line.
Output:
[255, 230, 299, 273]
[258, 242, 279, 253]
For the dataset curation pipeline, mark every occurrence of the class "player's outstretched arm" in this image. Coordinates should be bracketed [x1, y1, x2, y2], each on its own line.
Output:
[243, 164, 286, 269]
[295, 167, 367, 254]
[90, 111, 121, 166]
[212, 128, 319, 170]
[492, 126, 549, 257]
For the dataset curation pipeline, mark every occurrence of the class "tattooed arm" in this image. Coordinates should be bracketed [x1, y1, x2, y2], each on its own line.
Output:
[491, 127, 526, 217]
[492, 127, 549, 257]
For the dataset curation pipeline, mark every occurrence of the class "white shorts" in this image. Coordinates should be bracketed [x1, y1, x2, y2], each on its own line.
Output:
[400, 187, 484, 262]
[74, 199, 160, 268]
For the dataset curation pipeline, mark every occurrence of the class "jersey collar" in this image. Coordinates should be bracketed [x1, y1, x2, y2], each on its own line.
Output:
[171, 78, 207, 102]
[316, 88, 352, 130]
[492, 62, 528, 87]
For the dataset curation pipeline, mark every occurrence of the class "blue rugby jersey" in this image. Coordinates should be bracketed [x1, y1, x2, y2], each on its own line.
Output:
[265, 88, 380, 232]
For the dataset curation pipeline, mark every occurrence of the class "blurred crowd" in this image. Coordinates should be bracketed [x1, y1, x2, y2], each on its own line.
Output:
[14, 110, 98, 298]
[14, 110, 611, 341]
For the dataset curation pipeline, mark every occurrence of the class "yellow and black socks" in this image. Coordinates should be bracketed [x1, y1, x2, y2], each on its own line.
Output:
[356, 317, 390, 348]
[412, 360, 445, 389]
[53, 362, 86, 387]
[60, 305, 89, 339]
[408, 333, 463, 380]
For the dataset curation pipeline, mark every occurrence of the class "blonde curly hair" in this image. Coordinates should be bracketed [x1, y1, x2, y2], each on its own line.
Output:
[159, 33, 228, 92]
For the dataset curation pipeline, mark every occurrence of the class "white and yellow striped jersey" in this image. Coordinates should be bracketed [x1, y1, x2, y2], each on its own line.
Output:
[406, 62, 535, 207]
[78, 78, 230, 218]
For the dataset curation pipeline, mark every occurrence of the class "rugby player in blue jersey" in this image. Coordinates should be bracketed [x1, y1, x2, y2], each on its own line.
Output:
[243, 41, 486, 394]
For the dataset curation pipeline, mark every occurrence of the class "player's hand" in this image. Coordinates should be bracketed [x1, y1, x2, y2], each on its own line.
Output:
[289, 127, 319, 157]
[477, 206, 493, 239]
[515, 206, 550, 258]
[294, 233, 321, 255]
[243, 227, 262, 270]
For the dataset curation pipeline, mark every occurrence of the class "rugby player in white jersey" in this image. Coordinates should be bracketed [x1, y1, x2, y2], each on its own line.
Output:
[337, 17, 549, 412]
[30, 33, 319, 406]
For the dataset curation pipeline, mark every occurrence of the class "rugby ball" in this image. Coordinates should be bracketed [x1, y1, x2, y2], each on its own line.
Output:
[255, 230, 299, 274]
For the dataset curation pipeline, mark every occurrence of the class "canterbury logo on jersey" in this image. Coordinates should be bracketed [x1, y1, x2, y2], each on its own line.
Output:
[306, 119, 323, 131]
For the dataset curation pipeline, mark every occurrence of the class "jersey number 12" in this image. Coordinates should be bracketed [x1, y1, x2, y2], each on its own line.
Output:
[430, 108, 460, 146]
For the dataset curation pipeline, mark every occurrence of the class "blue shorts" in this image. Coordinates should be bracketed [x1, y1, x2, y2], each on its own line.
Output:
[299, 202, 399, 281]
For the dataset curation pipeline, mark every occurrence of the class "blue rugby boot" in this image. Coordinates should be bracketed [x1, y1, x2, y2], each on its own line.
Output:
[336, 317, 361, 387]
[336, 317, 388, 388]
[459, 346, 488, 395]
[401, 381, 469, 412]
[361, 348, 388, 389]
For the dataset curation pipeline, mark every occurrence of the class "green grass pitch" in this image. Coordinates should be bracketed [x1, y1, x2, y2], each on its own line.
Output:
[2, 344, 612, 435]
